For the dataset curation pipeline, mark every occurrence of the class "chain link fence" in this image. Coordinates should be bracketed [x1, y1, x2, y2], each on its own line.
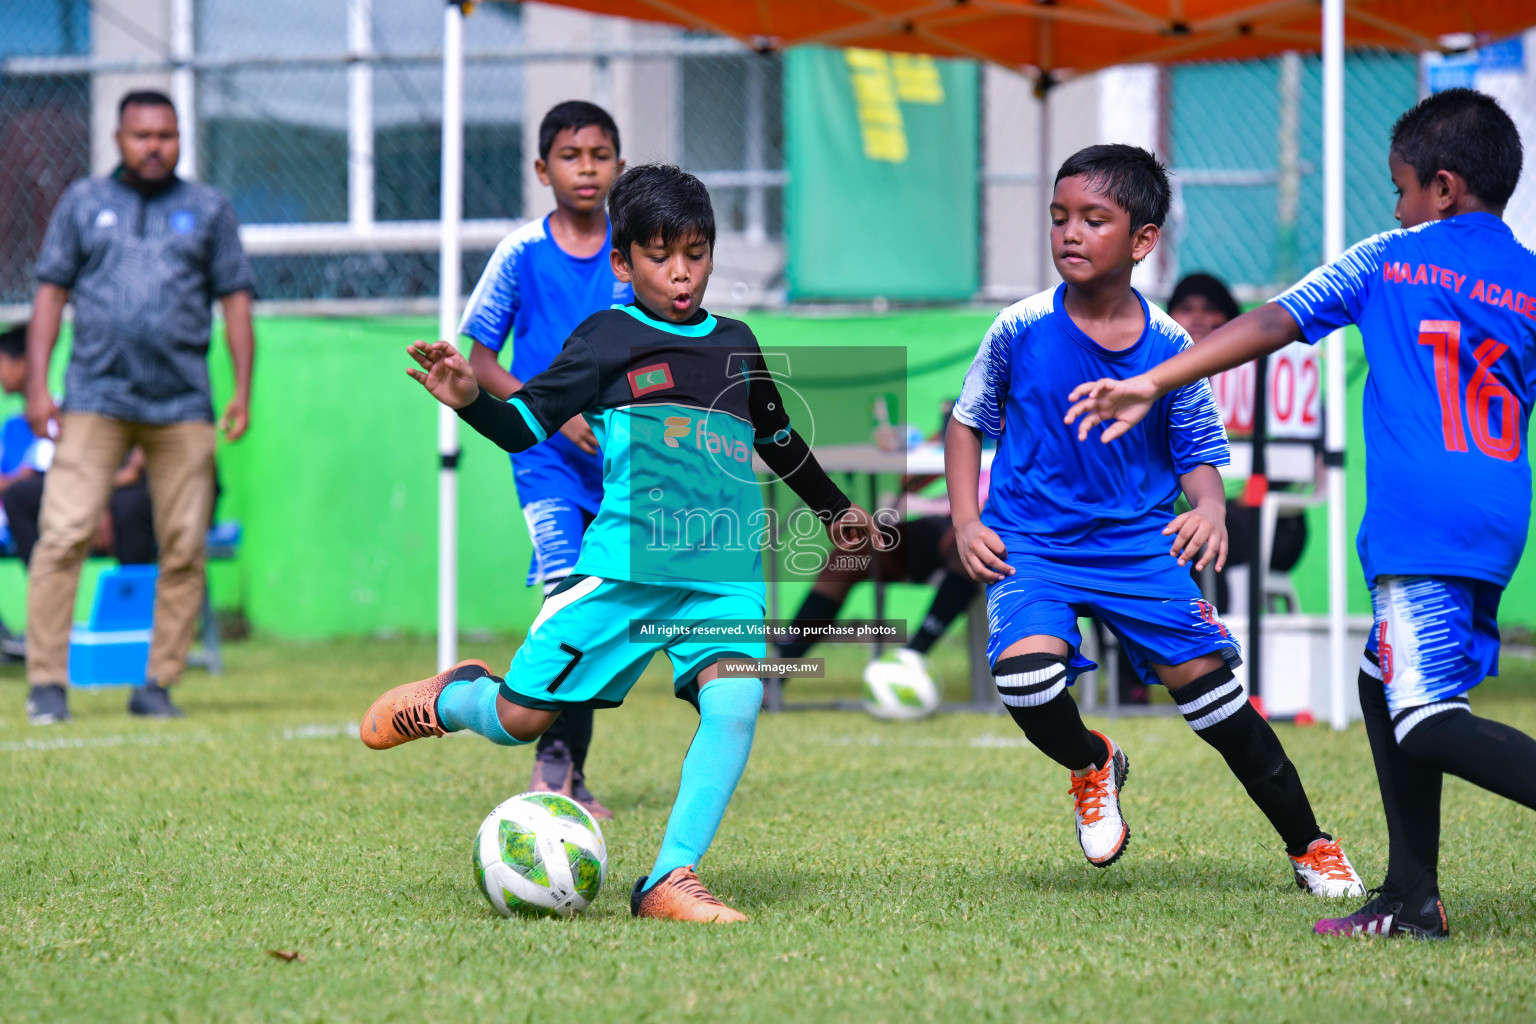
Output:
[1168, 51, 1419, 302]
[3, 3, 1529, 313]
[0, 1, 786, 309]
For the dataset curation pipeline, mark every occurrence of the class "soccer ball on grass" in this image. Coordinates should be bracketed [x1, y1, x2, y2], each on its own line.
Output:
[861, 648, 942, 720]
[473, 791, 607, 918]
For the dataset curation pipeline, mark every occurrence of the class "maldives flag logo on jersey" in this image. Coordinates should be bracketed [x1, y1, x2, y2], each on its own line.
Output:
[628, 362, 674, 397]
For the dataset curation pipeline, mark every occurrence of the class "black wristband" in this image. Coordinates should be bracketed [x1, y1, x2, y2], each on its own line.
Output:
[455, 388, 539, 453]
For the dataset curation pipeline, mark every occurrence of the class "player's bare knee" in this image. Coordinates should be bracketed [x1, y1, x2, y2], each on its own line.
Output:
[997, 635, 1071, 661]
[495, 696, 557, 742]
[1155, 652, 1228, 690]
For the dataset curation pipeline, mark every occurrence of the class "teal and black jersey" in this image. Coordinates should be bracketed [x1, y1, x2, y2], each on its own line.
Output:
[457, 302, 850, 607]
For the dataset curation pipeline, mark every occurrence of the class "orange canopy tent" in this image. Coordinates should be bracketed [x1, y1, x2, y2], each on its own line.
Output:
[432, 0, 1534, 729]
[520, 0, 1533, 82]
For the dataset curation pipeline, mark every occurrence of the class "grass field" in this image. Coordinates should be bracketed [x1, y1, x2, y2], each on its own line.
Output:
[5, 633, 1536, 1023]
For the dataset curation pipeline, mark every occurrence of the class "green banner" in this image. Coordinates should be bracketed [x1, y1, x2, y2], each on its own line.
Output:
[785, 46, 979, 302]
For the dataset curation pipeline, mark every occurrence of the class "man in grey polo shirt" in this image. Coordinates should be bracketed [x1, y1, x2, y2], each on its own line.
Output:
[23, 90, 255, 724]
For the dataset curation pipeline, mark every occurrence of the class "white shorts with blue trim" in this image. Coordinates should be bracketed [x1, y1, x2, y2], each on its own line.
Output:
[1363, 575, 1502, 724]
[520, 497, 594, 591]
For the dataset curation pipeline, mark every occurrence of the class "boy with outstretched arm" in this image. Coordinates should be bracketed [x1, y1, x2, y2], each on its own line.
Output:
[459, 101, 632, 817]
[361, 165, 881, 923]
[947, 144, 1364, 896]
[1067, 90, 1535, 940]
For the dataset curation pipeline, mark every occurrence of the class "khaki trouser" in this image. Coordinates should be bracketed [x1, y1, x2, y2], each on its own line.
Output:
[27, 413, 216, 686]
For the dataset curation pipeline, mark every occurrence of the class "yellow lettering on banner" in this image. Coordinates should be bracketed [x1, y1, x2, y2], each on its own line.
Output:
[891, 54, 944, 104]
[845, 48, 907, 163]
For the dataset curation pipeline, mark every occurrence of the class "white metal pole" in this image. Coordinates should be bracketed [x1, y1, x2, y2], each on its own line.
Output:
[170, 0, 196, 179]
[437, 0, 465, 672]
[1037, 78, 1052, 291]
[1323, 0, 1349, 730]
[348, 0, 374, 231]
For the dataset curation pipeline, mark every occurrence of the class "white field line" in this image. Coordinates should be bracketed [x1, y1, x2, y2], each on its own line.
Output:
[0, 724, 1022, 755]
[0, 733, 193, 754]
[281, 722, 360, 740]
[800, 732, 1032, 749]
[0, 722, 362, 753]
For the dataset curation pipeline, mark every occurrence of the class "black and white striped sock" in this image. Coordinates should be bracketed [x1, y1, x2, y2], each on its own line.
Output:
[994, 653, 1107, 771]
[994, 653, 1068, 708]
[1174, 665, 1323, 854]
[1391, 698, 1471, 744]
[1170, 665, 1246, 732]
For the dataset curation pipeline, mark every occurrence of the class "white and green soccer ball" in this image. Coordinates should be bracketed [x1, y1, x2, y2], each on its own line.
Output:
[861, 648, 942, 720]
[473, 791, 607, 918]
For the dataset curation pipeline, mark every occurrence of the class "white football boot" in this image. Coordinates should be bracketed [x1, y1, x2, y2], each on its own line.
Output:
[1070, 731, 1130, 867]
[1290, 837, 1367, 898]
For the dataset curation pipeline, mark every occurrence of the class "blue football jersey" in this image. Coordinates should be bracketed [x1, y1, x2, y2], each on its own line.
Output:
[459, 216, 633, 513]
[1275, 212, 1536, 587]
[953, 284, 1230, 596]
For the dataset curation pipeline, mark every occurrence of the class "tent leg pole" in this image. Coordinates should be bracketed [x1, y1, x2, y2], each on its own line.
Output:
[1322, 0, 1349, 730]
[437, 0, 466, 672]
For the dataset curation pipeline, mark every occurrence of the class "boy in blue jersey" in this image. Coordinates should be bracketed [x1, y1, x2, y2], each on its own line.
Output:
[362, 165, 882, 922]
[459, 101, 633, 817]
[1068, 91, 1536, 940]
[948, 145, 1363, 897]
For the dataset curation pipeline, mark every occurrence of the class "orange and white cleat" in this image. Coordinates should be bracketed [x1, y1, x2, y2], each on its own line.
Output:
[1070, 730, 1130, 867]
[1290, 837, 1366, 898]
[630, 866, 748, 923]
[359, 659, 492, 750]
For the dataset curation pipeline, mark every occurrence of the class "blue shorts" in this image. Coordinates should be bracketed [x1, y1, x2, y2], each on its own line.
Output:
[986, 574, 1242, 686]
[520, 496, 593, 590]
[499, 575, 766, 712]
[1364, 575, 1502, 716]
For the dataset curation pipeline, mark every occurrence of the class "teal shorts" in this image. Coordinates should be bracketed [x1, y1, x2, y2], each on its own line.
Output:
[498, 575, 766, 711]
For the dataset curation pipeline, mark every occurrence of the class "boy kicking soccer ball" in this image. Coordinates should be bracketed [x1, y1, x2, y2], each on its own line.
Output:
[947, 144, 1363, 896]
[1068, 90, 1534, 940]
[460, 101, 633, 817]
[361, 164, 880, 923]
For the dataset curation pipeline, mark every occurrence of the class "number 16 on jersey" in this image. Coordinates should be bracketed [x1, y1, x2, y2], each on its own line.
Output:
[1417, 318, 1522, 462]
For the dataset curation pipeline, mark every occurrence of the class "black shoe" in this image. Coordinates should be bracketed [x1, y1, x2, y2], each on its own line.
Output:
[26, 683, 69, 725]
[529, 740, 574, 796]
[1314, 887, 1450, 939]
[570, 769, 614, 820]
[128, 681, 185, 718]
[630, 875, 650, 917]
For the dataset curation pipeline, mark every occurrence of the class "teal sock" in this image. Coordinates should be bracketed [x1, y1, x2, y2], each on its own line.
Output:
[643, 676, 761, 890]
[437, 676, 526, 747]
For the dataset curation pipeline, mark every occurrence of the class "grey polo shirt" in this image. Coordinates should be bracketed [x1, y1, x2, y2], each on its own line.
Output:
[34, 172, 253, 424]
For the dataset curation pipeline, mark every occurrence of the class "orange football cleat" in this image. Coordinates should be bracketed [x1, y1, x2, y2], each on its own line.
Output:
[630, 866, 748, 923]
[359, 659, 492, 750]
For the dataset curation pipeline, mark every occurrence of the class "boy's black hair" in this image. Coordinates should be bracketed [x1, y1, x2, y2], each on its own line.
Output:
[608, 164, 715, 262]
[1054, 144, 1172, 231]
[1390, 88, 1522, 209]
[0, 325, 27, 361]
[118, 90, 175, 120]
[537, 100, 620, 161]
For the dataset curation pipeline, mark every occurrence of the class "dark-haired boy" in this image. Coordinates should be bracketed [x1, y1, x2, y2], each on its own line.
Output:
[459, 101, 632, 817]
[948, 144, 1363, 895]
[1069, 90, 1535, 939]
[363, 164, 882, 922]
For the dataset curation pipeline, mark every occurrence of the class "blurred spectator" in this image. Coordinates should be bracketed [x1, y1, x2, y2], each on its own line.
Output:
[0, 326, 155, 570]
[22, 91, 254, 725]
[1167, 273, 1309, 614]
[1167, 272, 1242, 342]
